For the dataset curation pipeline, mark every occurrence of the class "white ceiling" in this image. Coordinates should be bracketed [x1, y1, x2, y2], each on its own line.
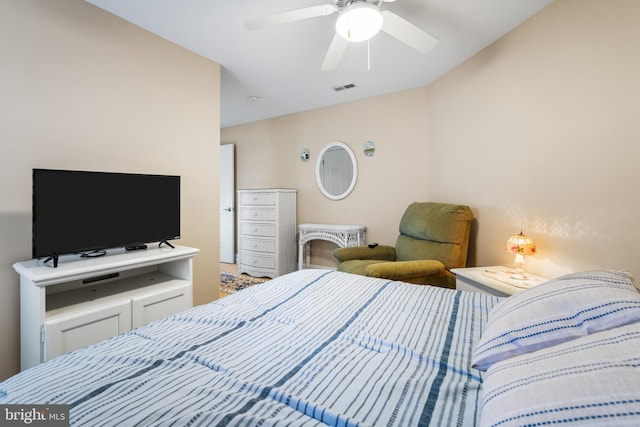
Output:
[84, 0, 554, 128]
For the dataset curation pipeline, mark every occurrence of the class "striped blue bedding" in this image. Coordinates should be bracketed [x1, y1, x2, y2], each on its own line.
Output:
[0, 269, 500, 426]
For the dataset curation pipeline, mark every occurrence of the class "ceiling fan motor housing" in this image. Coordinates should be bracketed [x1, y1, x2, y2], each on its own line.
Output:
[336, 0, 384, 10]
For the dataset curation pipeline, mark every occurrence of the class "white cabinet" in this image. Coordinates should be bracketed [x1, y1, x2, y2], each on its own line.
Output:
[13, 245, 198, 370]
[237, 189, 297, 278]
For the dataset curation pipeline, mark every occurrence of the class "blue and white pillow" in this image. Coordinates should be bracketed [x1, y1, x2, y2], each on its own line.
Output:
[481, 322, 640, 427]
[472, 270, 639, 370]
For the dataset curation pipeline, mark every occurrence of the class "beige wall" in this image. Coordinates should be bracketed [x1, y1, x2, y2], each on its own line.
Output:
[425, 0, 639, 277]
[223, 0, 640, 278]
[0, 0, 220, 380]
[223, 89, 431, 263]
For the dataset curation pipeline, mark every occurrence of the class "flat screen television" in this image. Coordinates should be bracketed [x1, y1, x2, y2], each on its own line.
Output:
[33, 169, 180, 267]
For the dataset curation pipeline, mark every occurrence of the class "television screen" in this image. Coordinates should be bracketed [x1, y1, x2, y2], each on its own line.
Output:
[33, 169, 180, 265]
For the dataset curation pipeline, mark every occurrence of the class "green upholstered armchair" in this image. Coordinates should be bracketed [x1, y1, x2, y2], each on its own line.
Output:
[333, 202, 474, 289]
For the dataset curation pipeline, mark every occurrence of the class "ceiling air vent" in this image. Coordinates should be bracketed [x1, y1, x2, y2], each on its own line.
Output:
[332, 83, 357, 92]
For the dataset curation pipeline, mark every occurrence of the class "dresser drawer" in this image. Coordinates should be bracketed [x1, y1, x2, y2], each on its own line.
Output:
[239, 237, 275, 253]
[239, 207, 275, 222]
[239, 251, 275, 270]
[239, 222, 275, 238]
[239, 192, 276, 206]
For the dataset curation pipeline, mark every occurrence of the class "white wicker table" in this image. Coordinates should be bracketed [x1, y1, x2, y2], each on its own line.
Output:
[298, 223, 366, 270]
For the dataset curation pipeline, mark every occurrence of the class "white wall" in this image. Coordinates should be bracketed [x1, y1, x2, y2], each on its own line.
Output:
[223, 0, 640, 279]
[0, 0, 220, 380]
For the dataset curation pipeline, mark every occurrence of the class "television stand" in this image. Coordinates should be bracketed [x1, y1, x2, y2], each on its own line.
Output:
[14, 245, 198, 371]
[159, 240, 175, 249]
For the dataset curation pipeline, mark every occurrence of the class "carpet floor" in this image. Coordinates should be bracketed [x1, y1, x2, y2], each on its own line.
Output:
[220, 271, 269, 294]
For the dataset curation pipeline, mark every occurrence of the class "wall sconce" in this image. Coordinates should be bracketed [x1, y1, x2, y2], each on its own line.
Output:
[505, 231, 536, 279]
[300, 148, 310, 162]
[363, 141, 375, 157]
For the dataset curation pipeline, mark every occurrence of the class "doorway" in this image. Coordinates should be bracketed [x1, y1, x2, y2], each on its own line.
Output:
[220, 144, 235, 263]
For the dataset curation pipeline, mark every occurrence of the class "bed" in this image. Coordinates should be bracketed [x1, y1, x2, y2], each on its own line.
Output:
[2, 268, 640, 426]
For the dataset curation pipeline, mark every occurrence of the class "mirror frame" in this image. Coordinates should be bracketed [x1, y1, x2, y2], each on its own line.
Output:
[315, 141, 358, 200]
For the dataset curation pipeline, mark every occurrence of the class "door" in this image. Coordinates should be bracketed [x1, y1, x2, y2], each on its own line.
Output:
[220, 144, 235, 263]
[131, 281, 192, 328]
[43, 300, 131, 362]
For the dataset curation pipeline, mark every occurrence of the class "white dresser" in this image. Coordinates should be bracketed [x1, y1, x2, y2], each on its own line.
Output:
[237, 189, 297, 278]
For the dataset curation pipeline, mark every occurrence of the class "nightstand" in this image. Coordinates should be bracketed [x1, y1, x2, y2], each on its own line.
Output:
[451, 266, 548, 297]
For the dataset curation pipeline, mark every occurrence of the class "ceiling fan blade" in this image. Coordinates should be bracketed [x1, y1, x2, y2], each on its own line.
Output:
[245, 4, 337, 30]
[321, 32, 349, 71]
[380, 10, 438, 53]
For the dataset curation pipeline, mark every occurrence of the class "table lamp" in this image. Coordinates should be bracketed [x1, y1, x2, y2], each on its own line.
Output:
[505, 231, 536, 279]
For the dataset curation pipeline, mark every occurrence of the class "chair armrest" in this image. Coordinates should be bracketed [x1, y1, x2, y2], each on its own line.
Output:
[333, 245, 396, 263]
[364, 260, 445, 281]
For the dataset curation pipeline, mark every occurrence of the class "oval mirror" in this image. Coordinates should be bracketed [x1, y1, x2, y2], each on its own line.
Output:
[316, 142, 357, 200]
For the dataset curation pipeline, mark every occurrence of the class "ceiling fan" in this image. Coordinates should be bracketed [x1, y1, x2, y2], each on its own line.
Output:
[245, 0, 438, 71]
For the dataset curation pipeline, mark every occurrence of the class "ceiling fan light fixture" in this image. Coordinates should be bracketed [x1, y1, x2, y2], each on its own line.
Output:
[335, 3, 383, 42]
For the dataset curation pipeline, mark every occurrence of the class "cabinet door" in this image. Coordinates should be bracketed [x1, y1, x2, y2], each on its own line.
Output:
[131, 282, 192, 328]
[44, 300, 131, 362]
